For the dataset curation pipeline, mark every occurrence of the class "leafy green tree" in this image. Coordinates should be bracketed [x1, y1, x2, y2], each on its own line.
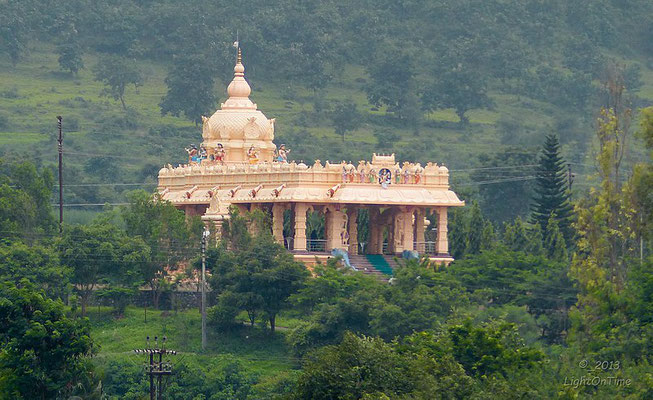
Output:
[160, 52, 217, 125]
[526, 223, 544, 256]
[544, 214, 568, 261]
[93, 54, 143, 110]
[0, 282, 96, 399]
[371, 258, 468, 339]
[631, 107, 653, 245]
[0, 160, 56, 236]
[0, 241, 69, 300]
[502, 216, 529, 252]
[465, 202, 484, 255]
[530, 134, 574, 243]
[571, 108, 634, 314]
[364, 47, 419, 122]
[287, 262, 382, 354]
[448, 208, 467, 259]
[480, 219, 496, 251]
[207, 290, 241, 332]
[56, 41, 84, 75]
[331, 100, 362, 141]
[0, 3, 28, 65]
[447, 320, 544, 378]
[422, 56, 492, 125]
[60, 222, 149, 316]
[209, 216, 309, 332]
[289, 333, 420, 400]
[567, 107, 653, 397]
[122, 190, 201, 308]
[448, 249, 576, 342]
[562, 35, 604, 77]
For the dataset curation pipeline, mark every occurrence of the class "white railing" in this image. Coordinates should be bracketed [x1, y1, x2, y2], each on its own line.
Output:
[414, 241, 437, 254]
[307, 239, 327, 253]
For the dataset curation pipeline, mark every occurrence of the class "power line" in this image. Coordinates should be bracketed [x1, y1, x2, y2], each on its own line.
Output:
[453, 176, 536, 187]
[450, 164, 538, 172]
[63, 150, 155, 161]
[58, 183, 158, 187]
[51, 203, 129, 207]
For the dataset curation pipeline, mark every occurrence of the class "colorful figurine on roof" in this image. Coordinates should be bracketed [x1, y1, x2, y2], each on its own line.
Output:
[247, 145, 258, 164]
[277, 144, 290, 163]
[214, 143, 225, 164]
[186, 144, 198, 164]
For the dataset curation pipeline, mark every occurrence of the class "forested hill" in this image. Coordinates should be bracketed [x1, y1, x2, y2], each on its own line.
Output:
[1, 0, 652, 222]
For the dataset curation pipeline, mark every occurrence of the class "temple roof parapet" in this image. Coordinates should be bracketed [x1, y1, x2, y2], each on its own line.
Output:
[159, 158, 447, 180]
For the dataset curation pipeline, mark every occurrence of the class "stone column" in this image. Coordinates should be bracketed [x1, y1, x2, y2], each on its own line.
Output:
[347, 208, 358, 255]
[392, 209, 405, 254]
[324, 208, 333, 251]
[368, 208, 380, 254]
[402, 208, 415, 252]
[436, 206, 449, 255]
[272, 203, 285, 245]
[211, 220, 223, 240]
[325, 207, 347, 252]
[414, 208, 425, 253]
[293, 203, 308, 251]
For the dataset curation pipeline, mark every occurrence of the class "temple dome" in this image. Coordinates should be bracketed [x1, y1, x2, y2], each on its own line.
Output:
[201, 48, 276, 163]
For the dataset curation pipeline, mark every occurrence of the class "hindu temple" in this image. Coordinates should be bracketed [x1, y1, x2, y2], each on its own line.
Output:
[157, 49, 464, 270]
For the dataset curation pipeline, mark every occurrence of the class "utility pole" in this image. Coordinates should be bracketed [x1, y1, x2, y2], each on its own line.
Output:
[134, 335, 176, 400]
[57, 116, 63, 233]
[201, 228, 210, 351]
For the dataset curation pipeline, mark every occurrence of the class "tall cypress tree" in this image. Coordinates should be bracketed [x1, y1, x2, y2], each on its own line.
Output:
[530, 134, 574, 242]
[465, 202, 484, 255]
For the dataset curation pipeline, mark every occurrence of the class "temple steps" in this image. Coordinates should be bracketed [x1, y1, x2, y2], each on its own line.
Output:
[349, 255, 394, 282]
[383, 255, 400, 270]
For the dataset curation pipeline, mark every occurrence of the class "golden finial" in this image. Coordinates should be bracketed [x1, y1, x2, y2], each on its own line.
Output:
[237, 47, 242, 64]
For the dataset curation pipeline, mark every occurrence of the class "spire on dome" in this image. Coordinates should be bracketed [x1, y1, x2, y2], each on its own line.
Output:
[223, 47, 255, 109]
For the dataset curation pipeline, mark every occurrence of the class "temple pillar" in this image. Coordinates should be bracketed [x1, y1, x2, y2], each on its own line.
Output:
[347, 208, 358, 255]
[272, 203, 285, 245]
[293, 203, 308, 251]
[414, 208, 425, 253]
[391, 209, 403, 254]
[392, 208, 414, 254]
[402, 208, 415, 252]
[211, 220, 223, 239]
[436, 206, 449, 255]
[368, 208, 381, 254]
[234, 204, 248, 215]
[325, 207, 347, 251]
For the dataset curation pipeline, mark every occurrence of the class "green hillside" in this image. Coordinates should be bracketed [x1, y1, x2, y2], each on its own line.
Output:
[1, 0, 652, 223]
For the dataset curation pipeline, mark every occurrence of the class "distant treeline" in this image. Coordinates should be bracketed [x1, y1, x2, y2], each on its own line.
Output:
[3, 0, 650, 104]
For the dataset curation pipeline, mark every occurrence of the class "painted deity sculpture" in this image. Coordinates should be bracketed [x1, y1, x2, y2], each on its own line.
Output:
[186, 144, 199, 164]
[247, 145, 259, 164]
[277, 144, 290, 163]
[214, 143, 225, 164]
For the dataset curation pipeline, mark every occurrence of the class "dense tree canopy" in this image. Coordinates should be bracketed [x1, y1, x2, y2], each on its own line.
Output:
[0, 282, 96, 399]
[0, 160, 56, 236]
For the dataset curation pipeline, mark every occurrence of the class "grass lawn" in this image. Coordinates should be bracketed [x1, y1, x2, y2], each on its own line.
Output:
[87, 306, 298, 378]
